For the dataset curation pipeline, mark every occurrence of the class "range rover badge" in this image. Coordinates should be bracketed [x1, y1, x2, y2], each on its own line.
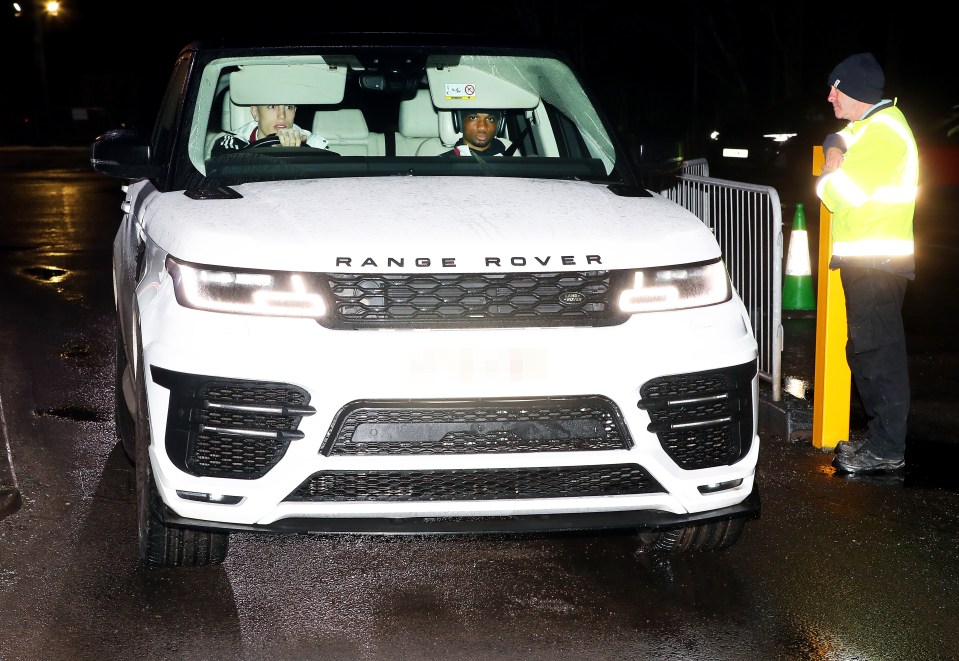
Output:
[559, 292, 586, 305]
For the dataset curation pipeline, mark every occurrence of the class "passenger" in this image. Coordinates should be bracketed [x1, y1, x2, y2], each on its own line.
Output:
[443, 110, 508, 156]
[211, 103, 329, 155]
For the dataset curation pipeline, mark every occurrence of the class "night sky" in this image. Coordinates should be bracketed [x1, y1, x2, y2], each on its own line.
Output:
[2, 0, 955, 149]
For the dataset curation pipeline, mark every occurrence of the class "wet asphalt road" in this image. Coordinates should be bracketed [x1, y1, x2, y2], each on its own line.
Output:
[1, 147, 959, 661]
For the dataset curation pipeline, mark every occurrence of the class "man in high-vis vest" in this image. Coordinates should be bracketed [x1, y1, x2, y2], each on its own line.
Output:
[817, 52, 919, 474]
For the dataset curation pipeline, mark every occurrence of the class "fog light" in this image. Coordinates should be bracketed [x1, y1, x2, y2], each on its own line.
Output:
[697, 478, 743, 494]
[176, 490, 243, 504]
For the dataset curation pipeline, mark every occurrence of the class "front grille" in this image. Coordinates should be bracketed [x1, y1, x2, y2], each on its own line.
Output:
[638, 361, 756, 470]
[323, 397, 632, 455]
[151, 367, 315, 479]
[285, 464, 663, 502]
[319, 271, 631, 329]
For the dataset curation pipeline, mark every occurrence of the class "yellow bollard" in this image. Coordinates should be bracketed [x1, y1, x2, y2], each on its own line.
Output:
[811, 146, 851, 450]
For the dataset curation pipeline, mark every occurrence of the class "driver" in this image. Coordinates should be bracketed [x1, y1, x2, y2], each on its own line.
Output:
[210, 103, 329, 155]
[442, 110, 508, 156]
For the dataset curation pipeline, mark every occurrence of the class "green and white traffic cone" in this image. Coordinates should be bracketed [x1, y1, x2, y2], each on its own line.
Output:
[782, 202, 816, 311]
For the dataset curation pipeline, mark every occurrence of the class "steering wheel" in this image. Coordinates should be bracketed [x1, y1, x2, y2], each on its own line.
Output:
[241, 135, 340, 157]
[243, 134, 294, 150]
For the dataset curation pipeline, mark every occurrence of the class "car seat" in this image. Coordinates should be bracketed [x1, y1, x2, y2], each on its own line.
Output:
[312, 109, 385, 156]
[204, 88, 254, 159]
[222, 90, 253, 134]
[396, 89, 446, 156]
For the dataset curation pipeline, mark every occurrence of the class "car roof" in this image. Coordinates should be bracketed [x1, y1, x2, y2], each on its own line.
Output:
[179, 32, 556, 57]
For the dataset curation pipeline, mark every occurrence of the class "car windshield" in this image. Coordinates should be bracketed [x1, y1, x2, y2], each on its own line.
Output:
[191, 48, 623, 186]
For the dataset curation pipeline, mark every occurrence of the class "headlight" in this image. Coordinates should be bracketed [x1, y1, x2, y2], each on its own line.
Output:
[167, 257, 327, 317]
[618, 259, 731, 313]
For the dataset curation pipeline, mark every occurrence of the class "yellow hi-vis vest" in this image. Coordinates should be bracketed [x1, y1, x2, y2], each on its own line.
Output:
[816, 102, 918, 258]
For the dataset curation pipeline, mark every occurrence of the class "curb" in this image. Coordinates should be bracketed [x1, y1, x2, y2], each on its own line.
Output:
[759, 383, 813, 442]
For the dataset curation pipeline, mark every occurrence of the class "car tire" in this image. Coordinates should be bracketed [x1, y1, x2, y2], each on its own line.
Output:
[635, 518, 746, 554]
[133, 355, 230, 568]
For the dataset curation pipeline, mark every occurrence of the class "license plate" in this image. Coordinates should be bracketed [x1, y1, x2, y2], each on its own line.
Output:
[410, 347, 548, 382]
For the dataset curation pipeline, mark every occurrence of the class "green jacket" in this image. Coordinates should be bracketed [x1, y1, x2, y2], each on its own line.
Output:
[816, 101, 918, 272]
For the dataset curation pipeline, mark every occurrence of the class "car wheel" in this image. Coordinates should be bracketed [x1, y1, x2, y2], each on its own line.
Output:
[115, 321, 135, 464]
[133, 358, 230, 568]
[636, 518, 746, 554]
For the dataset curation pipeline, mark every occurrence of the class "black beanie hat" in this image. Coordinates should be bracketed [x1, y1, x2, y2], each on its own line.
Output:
[827, 53, 884, 104]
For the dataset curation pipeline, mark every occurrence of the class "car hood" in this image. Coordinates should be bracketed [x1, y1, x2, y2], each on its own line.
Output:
[139, 176, 721, 272]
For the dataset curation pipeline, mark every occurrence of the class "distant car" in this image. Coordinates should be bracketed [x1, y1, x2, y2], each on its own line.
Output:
[917, 104, 959, 190]
[90, 33, 760, 568]
[705, 104, 836, 186]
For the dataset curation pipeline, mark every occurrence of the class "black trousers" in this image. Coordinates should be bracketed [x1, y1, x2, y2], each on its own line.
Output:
[839, 265, 910, 459]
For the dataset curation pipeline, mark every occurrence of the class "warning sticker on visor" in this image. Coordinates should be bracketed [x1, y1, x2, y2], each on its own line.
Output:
[445, 83, 476, 100]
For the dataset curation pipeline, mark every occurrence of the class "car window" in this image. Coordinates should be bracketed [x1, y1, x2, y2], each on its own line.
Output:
[190, 51, 620, 186]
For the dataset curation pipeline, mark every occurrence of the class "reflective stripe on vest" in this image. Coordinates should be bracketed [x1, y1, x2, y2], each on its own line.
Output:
[832, 238, 914, 257]
[819, 113, 919, 209]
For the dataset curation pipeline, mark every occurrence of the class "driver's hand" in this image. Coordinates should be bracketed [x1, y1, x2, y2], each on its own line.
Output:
[274, 128, 308, 147]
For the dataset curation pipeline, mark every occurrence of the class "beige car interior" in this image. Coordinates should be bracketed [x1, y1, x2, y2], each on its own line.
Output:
[196, 53, 616, 173]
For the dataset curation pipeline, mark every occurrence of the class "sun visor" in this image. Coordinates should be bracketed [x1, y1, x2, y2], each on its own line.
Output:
[229, 64, 346, 105]
[427, 63, 540, 110]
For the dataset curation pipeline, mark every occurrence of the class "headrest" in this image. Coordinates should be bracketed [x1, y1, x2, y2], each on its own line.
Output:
[399, 89, 439, 138]
[221, 89, 253, 132]
[312, 109, 370, 140]
[438, 110, 460, 147]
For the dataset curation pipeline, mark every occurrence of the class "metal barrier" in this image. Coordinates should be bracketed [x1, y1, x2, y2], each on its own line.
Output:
[678, 158, 710, 178]
[658, 159, 783, 401]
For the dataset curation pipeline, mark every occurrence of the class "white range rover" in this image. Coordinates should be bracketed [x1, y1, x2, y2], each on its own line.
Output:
[91, 34, 760, 567]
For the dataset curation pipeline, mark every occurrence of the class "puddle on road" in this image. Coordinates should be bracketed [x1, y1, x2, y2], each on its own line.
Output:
[60, 343, 93, 360]
[21, 264, 86, 304]
[34, 406, 106, 423]
[22, 265, 69, 283]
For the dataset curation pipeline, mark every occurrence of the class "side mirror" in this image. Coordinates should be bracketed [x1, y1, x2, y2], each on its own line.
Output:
[90, 129, 162, 179]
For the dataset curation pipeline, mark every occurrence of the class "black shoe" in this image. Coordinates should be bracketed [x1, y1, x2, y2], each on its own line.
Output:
[833, 449, 905, 474]
[835, 439, 864, 456]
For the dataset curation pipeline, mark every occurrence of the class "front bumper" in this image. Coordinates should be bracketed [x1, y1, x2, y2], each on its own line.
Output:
[159, 482, 760, 535]
[137, 278, 760, 529]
